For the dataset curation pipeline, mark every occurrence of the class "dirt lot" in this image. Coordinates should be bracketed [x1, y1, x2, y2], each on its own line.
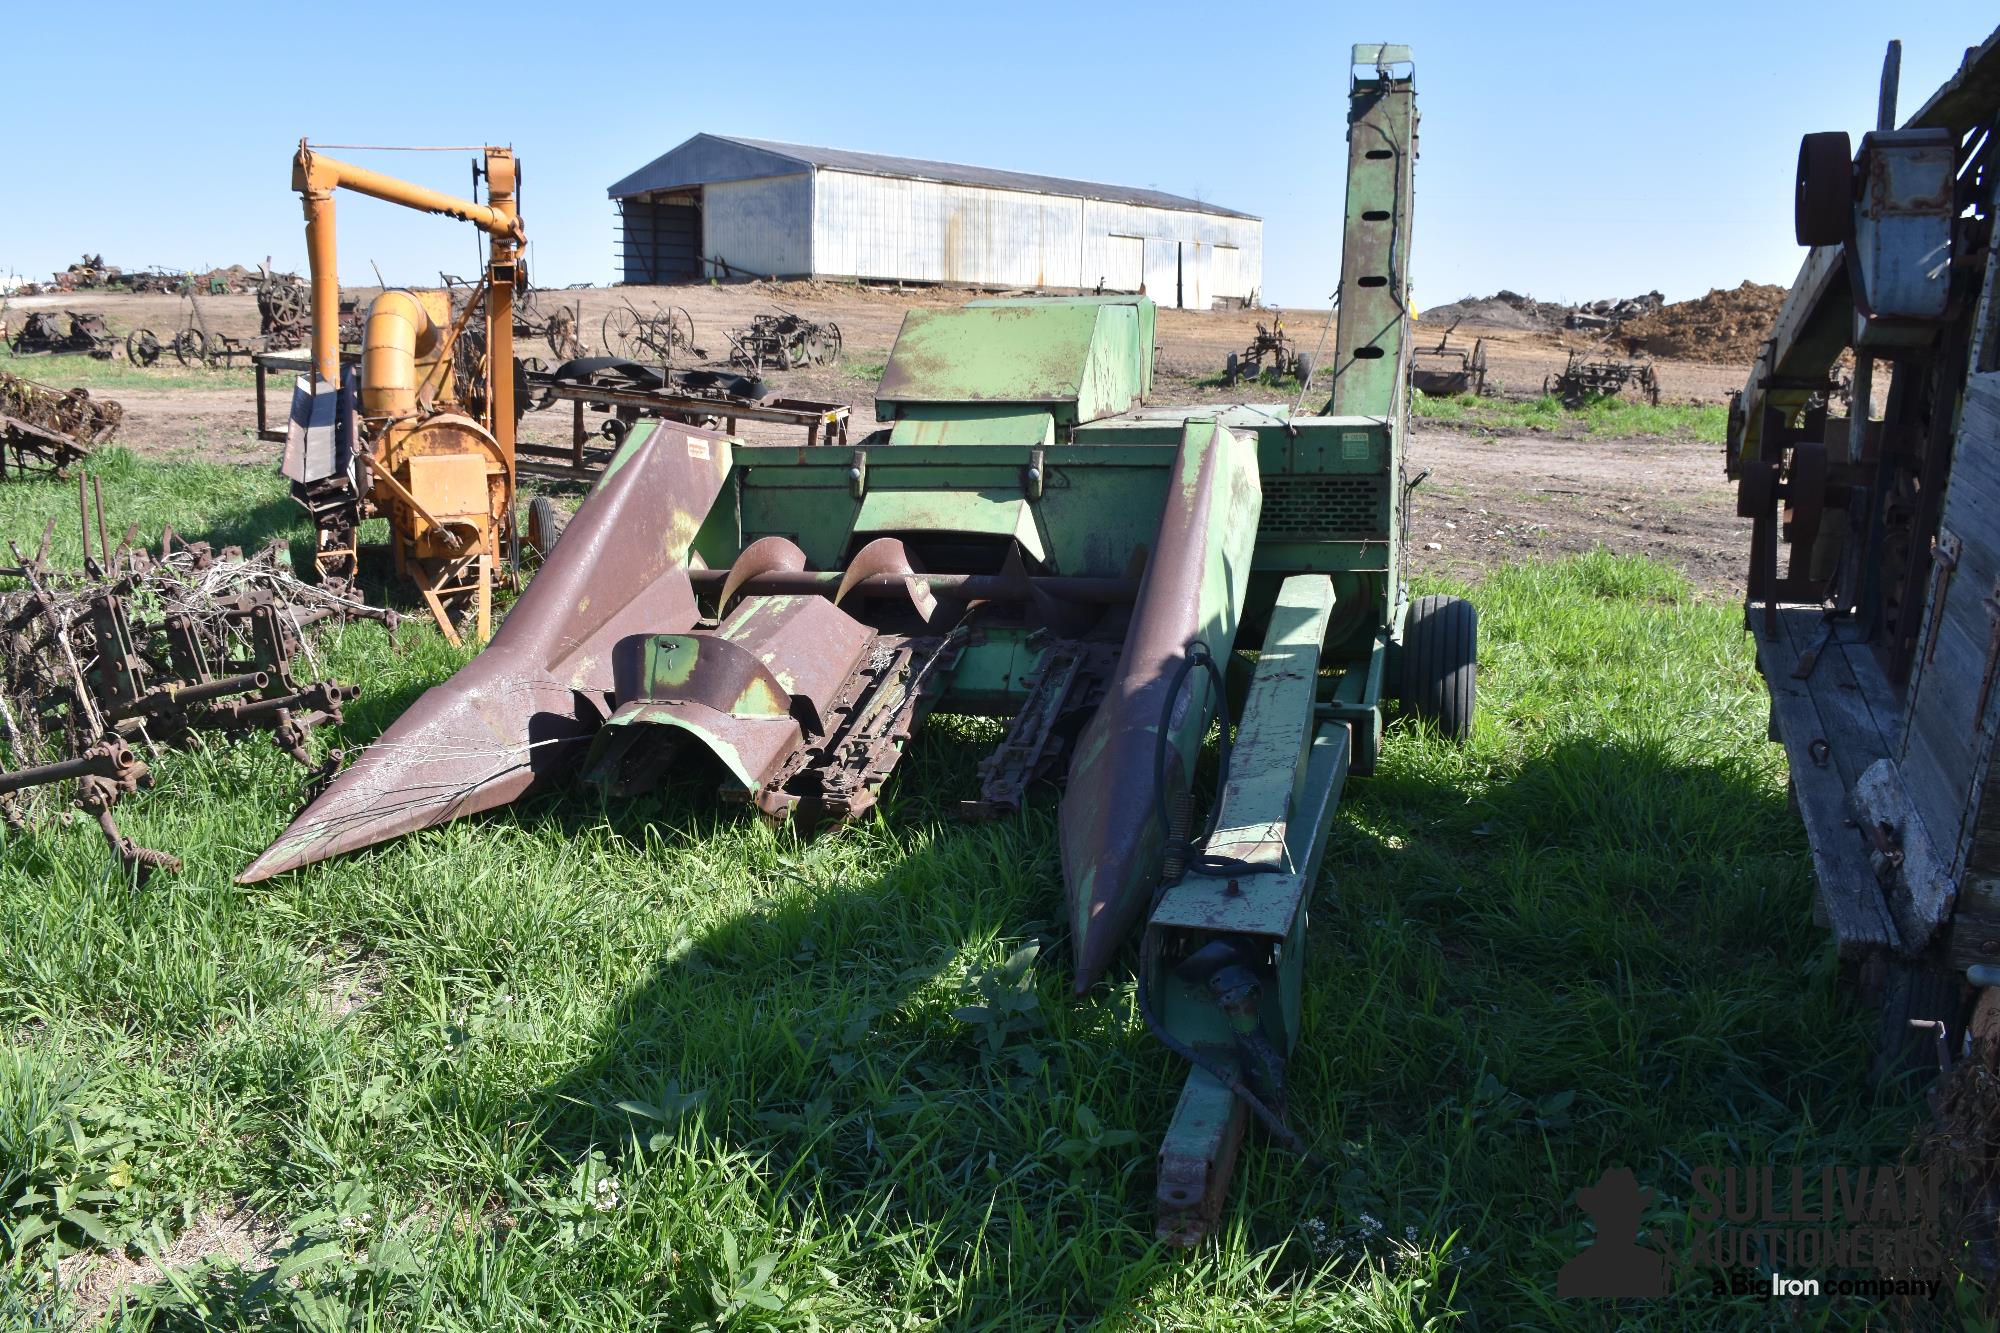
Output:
[3, 282, 1753, 591]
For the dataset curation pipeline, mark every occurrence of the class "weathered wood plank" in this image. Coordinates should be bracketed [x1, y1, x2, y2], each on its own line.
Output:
[1775, 612, 1891, 793]
[1756, 607, 1901, 953]
[1853, 758, 1956, 952]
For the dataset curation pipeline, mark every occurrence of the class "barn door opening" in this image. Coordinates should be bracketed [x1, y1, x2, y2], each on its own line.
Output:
[620, 192, 702, 284]
[655, 193, 701, 282]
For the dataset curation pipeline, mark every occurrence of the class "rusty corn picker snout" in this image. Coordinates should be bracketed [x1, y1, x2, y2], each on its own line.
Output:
[246, 44, 1472, 1244]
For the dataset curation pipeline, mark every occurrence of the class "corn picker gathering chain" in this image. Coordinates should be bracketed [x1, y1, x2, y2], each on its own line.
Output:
[0, 473, 386, 878]
[247, 44, 1473, 1243]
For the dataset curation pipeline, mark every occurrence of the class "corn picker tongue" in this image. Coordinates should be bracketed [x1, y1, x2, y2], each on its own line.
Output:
[245, 45, 1471, 1242]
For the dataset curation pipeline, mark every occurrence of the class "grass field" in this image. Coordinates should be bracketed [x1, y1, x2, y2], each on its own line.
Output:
[0, 452, 1952, 1329]
[1412, 392, 1728, 443]
[2, 350, 258, 395]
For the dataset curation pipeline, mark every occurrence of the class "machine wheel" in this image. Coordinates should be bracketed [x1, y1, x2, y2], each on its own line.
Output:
[1795, 131, 1854, 247]
[1399, 594, 1477, 743]
[126, 329, 162, 367]
[1293, 351, 1313, 384]
[172, 328, 207, 367]
[1224, 352, 1240, 387]
[602, 306, 640, 361]
[524, 495, 563, 562]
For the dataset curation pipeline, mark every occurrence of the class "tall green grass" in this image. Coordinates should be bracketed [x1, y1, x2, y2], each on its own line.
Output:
[0, 457, 1930, 1329]
[1414, 392, 1726, 443]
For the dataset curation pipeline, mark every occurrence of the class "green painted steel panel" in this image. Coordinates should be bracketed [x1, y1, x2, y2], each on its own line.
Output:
[853, 489, 1046, 562]
[875, 300, 1152, 426]
[966, 294, 1156, 396]
[1327, 60, 1415, 420]
[1155, 725, 1345, 948]
[1202, 575, 1336, 870]
[886, 406, 1055, 447]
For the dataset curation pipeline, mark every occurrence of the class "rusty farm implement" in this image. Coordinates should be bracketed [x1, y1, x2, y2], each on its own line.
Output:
[0, 370, 121, 479]
[0, 475, 384, 878]
[244, 44, 1470, 1242]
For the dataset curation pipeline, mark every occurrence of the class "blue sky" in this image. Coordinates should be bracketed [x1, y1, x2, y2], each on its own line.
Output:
[0, 4, 1984, 307]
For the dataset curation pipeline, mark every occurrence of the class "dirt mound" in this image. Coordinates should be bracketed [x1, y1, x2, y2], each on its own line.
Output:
[1419, 290, 1567, 333]
[1614, 282, 1786, 364]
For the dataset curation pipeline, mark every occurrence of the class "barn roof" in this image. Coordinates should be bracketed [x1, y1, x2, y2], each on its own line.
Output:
[608, 133, 1257, 220]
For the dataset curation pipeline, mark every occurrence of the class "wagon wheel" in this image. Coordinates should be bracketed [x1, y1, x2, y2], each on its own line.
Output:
[126, 329, 162, 367]
[172, 328, 208, 368]
[803, 329, 832, 367]
[546, 308, 581, 361]
[824, 322, 842, 363]
[601, 305, 640, 361]
[664, 307, 696, 361]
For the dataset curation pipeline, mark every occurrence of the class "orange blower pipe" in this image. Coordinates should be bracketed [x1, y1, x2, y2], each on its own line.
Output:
[291, 138, 523, 488]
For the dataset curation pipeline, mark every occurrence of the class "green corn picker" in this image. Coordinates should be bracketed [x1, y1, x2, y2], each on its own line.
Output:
[242, 43, 1475, 1241]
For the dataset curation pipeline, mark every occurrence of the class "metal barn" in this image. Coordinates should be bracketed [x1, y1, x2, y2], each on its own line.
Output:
[607, 134, 1262, 308]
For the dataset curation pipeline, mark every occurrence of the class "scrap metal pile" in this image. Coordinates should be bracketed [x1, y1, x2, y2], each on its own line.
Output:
[1562, 290, 1664, 331]
[12, 257, 278, 298]
[0, 478, 384, 877]
[0, 370, 120, 478]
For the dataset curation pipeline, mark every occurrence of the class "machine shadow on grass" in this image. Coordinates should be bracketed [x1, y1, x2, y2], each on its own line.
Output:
[447, 710, 1915, 1327]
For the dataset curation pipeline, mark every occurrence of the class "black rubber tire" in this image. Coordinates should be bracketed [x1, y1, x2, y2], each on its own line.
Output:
[1293, 351, 1312, 385]
[524, 495, 563, 562]
[1224, 352, 1239, 387]
[1399, 594, 1477, 743]
[1795, 131, 1854, 247]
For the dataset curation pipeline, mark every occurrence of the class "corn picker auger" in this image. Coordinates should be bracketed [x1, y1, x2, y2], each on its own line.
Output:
[242, 45, 1476, 1241]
